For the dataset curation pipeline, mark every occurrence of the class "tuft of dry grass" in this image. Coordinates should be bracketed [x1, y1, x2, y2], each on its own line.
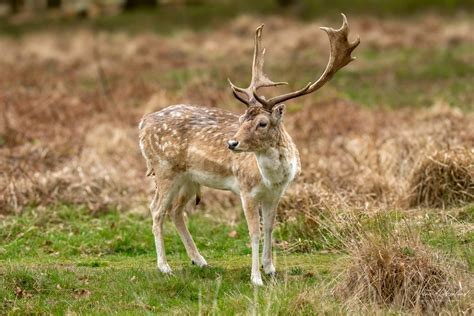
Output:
[407, 149, 474, 209]
[335, 232, 467, 314]
[273, 101, 473, 228]
[0, 96, 147, 214]
[2, 159, 126, 213]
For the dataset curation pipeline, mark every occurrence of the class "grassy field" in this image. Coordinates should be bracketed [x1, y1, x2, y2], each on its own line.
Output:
[1, 205, 472, 314]
[1, 0, 473, 36]
[0, 205, 341, 314]
[0, 1, 473, 314]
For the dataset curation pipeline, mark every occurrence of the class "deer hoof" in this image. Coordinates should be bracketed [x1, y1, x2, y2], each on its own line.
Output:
[264, 264, 276, 275]
[251, 274, 264, 286]
[158, 262, 173, 274]
[191, 256, 208, 267]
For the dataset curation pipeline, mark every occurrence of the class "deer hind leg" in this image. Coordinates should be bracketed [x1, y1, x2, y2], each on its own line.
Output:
[170, 183, 207, 268]
[150, 178, 179, 274]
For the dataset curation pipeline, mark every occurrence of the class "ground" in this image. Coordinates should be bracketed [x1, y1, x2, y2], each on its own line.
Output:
[0, 206, 340, 314]
[1, 205, 472, 314]
[0, 1, 473, 314]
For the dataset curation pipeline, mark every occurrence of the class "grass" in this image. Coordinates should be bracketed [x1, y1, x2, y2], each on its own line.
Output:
[1, 4, 472, 111]
[0, 0, 472, 37]
[147, 44, 473, 111]
[0, 255, 338, 314]
[0, 205, 342, 314]
[1, 205, 471, 314]
[295, 0, 474, 18]
[1, 3, 473, 313]
[227, 45, 474, 110]
[0, 1, 277, 37]
[333, 46, 474, 109]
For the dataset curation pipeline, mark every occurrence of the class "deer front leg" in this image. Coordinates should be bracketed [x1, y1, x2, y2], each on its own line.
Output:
[241, 193, 263, 286]
[262, 200, 277, 275]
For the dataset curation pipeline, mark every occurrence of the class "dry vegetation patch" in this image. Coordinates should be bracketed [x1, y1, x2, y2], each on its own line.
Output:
[0, 14, 472, 216]
[407, 149, 474, 208]
[278, 101, 473, 218]
[335, 232, 467, 313]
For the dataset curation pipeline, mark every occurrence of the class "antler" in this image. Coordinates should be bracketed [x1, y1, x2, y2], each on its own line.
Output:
[255, 14, 360, 110]
[228, 25, 287, 107]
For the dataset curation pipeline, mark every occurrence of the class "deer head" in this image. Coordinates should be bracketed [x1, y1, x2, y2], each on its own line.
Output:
[227, 103, 286, 152]
[227, 14, 360, 153]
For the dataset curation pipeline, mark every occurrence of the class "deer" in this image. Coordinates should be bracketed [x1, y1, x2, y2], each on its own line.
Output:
[138, 14, 359, 286]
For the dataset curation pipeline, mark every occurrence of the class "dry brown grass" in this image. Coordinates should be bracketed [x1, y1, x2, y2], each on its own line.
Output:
[407, 149, 474, 208]
[0, 14, 472, 216]
[278, 101, 473, 216]
[0, 88, 147, 213]
[335, 231, 467, 314]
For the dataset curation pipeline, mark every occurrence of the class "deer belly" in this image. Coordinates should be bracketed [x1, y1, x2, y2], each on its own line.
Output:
[188, 170, 240, 193]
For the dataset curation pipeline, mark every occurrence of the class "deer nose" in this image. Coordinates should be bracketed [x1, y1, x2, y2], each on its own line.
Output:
[227, 140, 239, 150]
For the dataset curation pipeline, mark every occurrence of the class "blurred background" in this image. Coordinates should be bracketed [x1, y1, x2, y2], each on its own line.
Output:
[1, 0, 472, 213]
[0, 1, 473, 314]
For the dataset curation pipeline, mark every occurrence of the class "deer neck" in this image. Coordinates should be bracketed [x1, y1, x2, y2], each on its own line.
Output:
[254, 125, 299, 190]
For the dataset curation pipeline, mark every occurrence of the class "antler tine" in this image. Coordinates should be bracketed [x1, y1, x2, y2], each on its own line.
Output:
[228, 24, 287, 107]
[227, 78, 250, 105]
[260, 13, 360, 109]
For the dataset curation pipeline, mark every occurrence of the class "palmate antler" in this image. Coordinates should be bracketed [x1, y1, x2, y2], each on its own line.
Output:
[229, 14, 360, 111]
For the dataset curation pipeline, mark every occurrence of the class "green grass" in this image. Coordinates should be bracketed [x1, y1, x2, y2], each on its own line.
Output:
[0, 0, 472, 37]
[1, 205, 471, 314]
[419, 209, 474, 270]
[262, 45, 473, 110]
[1, 3, 472, 111]
[0, 206, 343, 314]
[0, 254, 342, 314]
[0, 1, 278, 37]
[334, 46, 474, 109]
[295, 0, 474, 19]
[150, 43, 473, 111]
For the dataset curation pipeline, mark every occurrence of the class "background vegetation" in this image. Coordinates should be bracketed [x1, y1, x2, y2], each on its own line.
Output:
[0, 0, 473, 314]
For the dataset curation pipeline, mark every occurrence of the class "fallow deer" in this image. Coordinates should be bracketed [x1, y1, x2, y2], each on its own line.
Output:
[139, 14, 359, 286]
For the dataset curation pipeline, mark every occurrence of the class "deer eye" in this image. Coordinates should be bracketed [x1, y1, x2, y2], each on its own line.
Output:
[258, 121, 268, 128]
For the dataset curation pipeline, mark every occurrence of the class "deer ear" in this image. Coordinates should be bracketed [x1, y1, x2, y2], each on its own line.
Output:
[272, 104, 285, 122]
